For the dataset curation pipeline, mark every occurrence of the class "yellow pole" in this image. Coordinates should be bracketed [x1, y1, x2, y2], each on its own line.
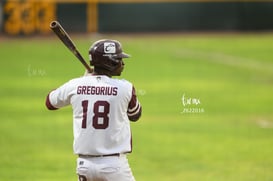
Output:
[87, 0, 98, 32]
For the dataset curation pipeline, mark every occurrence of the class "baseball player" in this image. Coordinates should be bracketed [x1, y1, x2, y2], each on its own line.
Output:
[45, 39, 142, 181]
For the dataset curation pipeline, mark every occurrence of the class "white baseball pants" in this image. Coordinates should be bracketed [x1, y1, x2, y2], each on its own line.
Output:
[76, 154, 135, 181]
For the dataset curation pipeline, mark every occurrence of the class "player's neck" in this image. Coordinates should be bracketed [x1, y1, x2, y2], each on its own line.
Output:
[92, 71, 112, 78]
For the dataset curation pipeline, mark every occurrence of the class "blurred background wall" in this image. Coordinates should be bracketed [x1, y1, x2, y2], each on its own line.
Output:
[0, 2, 2, 31]
[1, 0, 273, 36]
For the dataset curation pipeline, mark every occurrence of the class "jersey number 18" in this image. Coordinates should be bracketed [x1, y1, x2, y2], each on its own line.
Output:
[81, 100, 110, 129]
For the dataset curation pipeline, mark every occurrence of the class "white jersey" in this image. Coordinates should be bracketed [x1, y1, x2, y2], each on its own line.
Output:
[46, 75, 141, 155]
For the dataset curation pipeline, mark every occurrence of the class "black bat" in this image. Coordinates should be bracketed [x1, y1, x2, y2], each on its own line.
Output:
[50, 21, 93, 73]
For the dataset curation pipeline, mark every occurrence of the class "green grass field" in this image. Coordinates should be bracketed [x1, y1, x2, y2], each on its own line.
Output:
[1, 33, 273, 181]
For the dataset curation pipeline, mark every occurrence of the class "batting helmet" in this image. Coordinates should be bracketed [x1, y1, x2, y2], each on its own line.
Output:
[89, 39, 130, 72]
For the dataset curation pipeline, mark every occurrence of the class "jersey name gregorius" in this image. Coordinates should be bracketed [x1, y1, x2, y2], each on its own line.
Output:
[46, 75, 142, 155]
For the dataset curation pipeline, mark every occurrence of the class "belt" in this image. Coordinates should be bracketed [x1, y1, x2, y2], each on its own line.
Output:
[79, 153, 120, 158]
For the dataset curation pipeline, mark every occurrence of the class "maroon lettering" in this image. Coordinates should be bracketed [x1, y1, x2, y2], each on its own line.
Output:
[77, 86, 118, 96]
[77, 86, 82, 94]
[82, 86, 87, 94]
[95, 87, 100, 95]
[91, 86, 96, 95]
[86, 86, 91, 94]
[100, 87, 106, 95]
[113, 87, 118, 96]
[107, 87, 112, 95]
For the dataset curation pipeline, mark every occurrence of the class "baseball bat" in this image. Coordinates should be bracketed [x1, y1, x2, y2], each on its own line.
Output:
[50, 21, 93, 73]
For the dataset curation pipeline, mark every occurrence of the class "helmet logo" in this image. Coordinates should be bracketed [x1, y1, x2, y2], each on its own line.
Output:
[104, 42, 116, 54]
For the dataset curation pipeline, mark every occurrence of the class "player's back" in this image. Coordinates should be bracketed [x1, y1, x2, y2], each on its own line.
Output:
[70, 75, 133, 155]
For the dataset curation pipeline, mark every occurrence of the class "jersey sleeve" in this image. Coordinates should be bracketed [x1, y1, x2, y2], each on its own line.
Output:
[45, 89, 58, 110]
[45, 81, 74, 110]
[127, 86, 142, 121]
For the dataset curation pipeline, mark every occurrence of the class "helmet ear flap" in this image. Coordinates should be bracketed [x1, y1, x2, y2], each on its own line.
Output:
[89, 51, 97, 66]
